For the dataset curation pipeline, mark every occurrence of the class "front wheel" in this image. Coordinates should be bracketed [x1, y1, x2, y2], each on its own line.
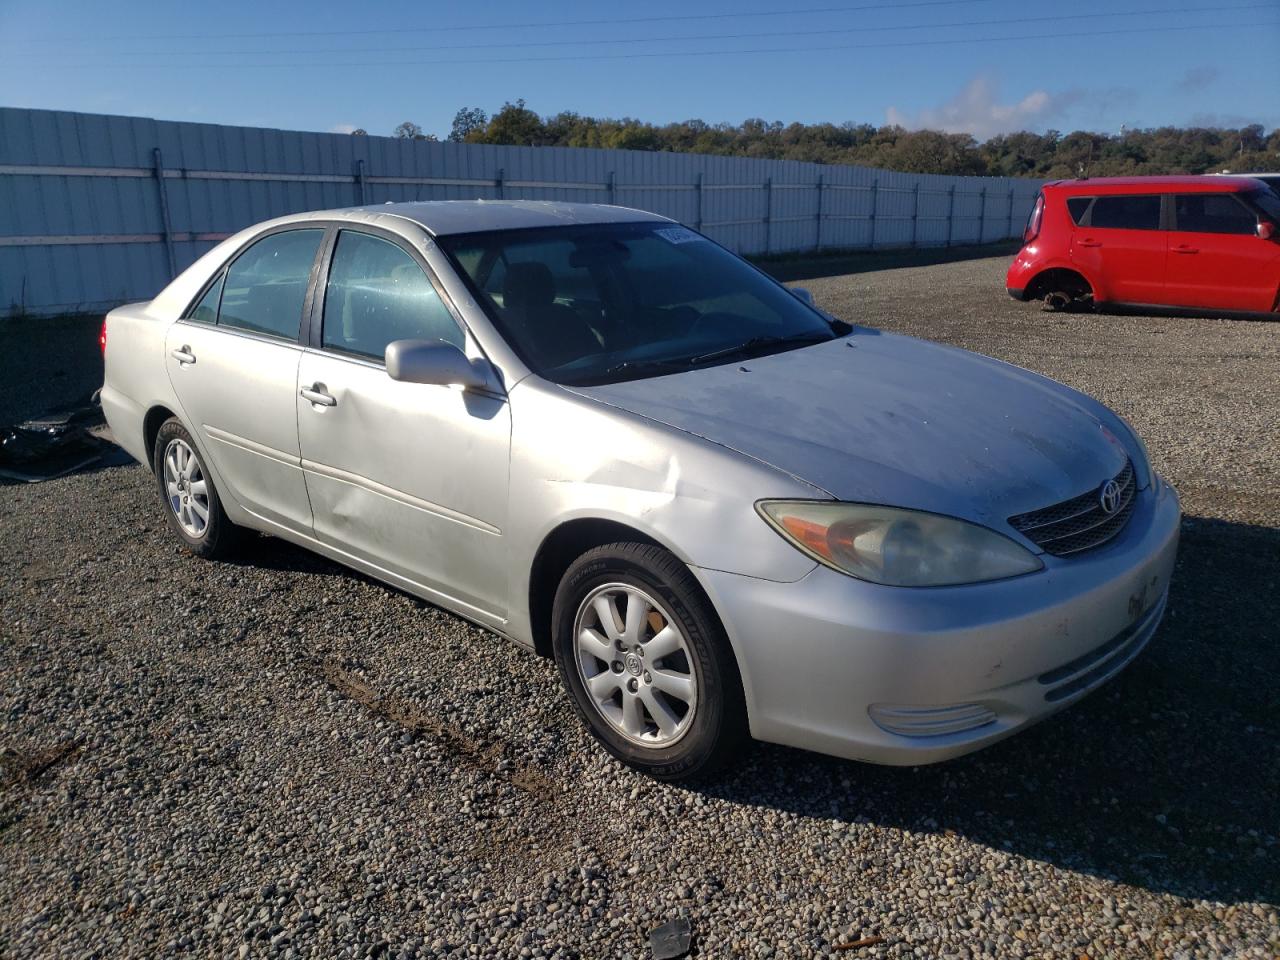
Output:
[551, 542, 746, 780]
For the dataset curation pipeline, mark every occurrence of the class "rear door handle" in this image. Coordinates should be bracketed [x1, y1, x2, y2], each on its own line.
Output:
[300, 383, 337, 407]
[170, 345, 196, 365]
[1173, 245, 1199, 254]
[1076, 238, 1102, 248]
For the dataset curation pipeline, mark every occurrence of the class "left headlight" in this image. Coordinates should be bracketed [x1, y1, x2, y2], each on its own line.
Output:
[757, 501, 1043, 587]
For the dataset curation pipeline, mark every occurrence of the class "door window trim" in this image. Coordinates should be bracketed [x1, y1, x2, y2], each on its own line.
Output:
[307, 223, 470, 365]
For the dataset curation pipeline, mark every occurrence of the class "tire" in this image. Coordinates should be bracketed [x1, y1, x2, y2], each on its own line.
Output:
[152, 418, 242, 560]
[551, 542, 746, 780]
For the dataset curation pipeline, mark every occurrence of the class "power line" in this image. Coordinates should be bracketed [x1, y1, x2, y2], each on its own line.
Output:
[11, 4, 1265, 59]
[25, 21, 1277, 69]
[29, 0, 1003, 42]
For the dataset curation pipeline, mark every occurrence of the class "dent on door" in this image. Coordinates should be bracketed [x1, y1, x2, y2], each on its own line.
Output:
[297, 353, 512, 621]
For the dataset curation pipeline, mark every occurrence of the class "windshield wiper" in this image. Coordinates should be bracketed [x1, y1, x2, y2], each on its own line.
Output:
[598, 356, 698, 379]
[687, 332, 832, 365]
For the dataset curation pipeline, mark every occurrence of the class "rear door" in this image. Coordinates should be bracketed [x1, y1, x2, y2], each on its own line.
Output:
[1070, 193, 1167, 304]
[296, 227, 512, 623]
[1166, 191, 1279, 312]
[165, 227, 325, 534]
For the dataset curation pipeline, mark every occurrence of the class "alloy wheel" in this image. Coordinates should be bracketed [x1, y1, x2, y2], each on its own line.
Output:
[572, 582, 698, 747]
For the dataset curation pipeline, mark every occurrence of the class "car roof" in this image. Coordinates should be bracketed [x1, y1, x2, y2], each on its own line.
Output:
[1045, 175, 1263, 194]
[277, 200, 672, 236]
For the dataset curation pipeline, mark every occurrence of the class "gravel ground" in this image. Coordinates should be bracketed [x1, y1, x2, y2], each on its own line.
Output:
[2, 252, 1277, 959]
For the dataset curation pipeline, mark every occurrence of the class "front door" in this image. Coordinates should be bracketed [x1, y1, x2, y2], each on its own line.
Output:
[165, 228, 325, 534]
[1166, 192, 1280, 312]
[296, 228, 511, 622]
[1070, 193, 1167, 305]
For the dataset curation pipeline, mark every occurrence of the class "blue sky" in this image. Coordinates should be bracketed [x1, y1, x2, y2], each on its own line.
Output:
[1, 0, 1276, 140]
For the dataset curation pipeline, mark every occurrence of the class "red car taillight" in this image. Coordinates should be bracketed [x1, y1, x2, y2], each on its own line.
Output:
[1022, 194, 1044, 244]
[99, 318, 107, 356]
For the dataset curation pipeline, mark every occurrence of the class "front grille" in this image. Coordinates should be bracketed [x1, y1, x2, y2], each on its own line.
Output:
[1009, 460, 1136, 556]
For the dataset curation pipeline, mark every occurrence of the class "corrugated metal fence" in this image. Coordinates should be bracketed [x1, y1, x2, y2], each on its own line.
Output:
[0, 107, 1041, 317]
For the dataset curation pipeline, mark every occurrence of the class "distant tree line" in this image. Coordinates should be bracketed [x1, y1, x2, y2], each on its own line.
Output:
[379, 100, 1280, 178]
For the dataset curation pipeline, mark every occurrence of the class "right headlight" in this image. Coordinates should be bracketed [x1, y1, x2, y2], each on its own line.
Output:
[757, 500, 1043, 587]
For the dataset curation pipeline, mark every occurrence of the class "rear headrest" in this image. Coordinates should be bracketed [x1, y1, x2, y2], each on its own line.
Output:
[502, 262, 555, 312]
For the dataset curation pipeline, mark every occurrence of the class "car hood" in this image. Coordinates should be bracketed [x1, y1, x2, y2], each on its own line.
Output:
[568, 331, 1132, 531]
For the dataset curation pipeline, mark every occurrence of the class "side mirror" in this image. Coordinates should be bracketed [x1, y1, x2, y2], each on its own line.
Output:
[791, 287, 815, 306]
[385, 339, 496, 391]
[1258, 221, 1276, 240]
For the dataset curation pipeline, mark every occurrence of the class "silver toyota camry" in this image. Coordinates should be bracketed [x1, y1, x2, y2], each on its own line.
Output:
[101, 201, 1181, 780]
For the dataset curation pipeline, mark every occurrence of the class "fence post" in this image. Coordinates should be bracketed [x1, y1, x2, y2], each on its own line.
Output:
[910, 182, 920, 249]
[695, 172, 703, 232]
[496, 167, 505, 200]
[814, 173, 824, 252]
[978, 186, 987, 243]
[945, 185, 956, 247]
[356, 158, 367, 205]
[763, 176, 773, 254]
[152, 148, 177, 279]
[607, 170, 615, 206]
[1007, 185, 1016, 238]
[868, 177, 879, 249]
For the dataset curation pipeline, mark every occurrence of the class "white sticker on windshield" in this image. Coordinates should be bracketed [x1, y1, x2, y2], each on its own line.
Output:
[655, 226, 704, 244]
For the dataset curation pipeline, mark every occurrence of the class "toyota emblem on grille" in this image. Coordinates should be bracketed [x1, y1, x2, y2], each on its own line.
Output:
[1098, 478, 1122, 515]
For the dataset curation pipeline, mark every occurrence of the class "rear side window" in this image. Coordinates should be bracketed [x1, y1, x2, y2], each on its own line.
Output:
[1174, 193, 1257, 235]
[1088, 195, 1161, 230]
[322, 230, 464, 360]
[1066, 197, 1092, 224]
[186, 273, 223, 324]
[219, 230, 324, 339]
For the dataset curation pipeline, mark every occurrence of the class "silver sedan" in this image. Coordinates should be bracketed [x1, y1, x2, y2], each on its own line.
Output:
[101, 201, 1181, 780]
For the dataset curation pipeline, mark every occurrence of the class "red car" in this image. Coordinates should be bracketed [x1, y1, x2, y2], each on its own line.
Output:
[1006, 175, 1280, 316]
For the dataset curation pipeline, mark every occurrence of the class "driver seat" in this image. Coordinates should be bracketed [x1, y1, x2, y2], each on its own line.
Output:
[501, 262, 599, 368]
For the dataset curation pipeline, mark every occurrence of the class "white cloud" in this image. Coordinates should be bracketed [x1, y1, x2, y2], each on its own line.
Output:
[329, 123, 358, 134]
[887, 74, 1069, 139]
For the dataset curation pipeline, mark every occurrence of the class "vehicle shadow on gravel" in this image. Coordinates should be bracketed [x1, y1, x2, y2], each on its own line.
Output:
[696, 514, 1280, 908]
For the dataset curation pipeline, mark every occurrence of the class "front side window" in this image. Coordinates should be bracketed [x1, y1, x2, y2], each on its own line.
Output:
[322, 231, 464, 360]
[440, 222, 838, 385]
[1088, 195, 1161, 231]
[218, 229, 324, 339]
[1174, 193, 1258, 235]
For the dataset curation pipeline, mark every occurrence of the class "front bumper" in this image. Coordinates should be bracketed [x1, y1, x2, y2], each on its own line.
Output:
[696, 477, 1181, 765]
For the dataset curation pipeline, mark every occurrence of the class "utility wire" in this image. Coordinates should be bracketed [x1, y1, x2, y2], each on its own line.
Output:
[11, 4, 1266, 59]
[28, 21, 1277, 69]
[29, 0, 1005, 42]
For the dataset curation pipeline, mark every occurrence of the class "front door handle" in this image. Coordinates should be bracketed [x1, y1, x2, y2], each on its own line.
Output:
[1173, 244, 1199, 254]
[300, 383, 337, 407]
[170, 345, 196, 365]
[1076, 238, 1102, 248]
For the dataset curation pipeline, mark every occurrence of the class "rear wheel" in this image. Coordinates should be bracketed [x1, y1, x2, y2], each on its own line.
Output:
[152, 418, 241, 559]
[552, 542, 746, 780]
[1030, 269, 1093, 312]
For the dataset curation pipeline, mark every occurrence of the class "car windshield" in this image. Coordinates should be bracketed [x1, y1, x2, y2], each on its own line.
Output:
[438, 222, 842, 385]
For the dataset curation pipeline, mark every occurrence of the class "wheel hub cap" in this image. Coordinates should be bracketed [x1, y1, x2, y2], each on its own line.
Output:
[572, 583, 698, 748]
[162, 438, 210, 539]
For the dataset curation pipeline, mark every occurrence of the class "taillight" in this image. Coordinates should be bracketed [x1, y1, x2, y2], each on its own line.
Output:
[1023, 194, 1044, 244]
[99, 318, 107, 356]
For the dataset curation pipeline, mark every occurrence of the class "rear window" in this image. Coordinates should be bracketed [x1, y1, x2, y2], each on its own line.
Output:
[1065, 197, 1092, 224]
[1088, 195, 1161, 231]
[1173, 193, 1256, 235]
